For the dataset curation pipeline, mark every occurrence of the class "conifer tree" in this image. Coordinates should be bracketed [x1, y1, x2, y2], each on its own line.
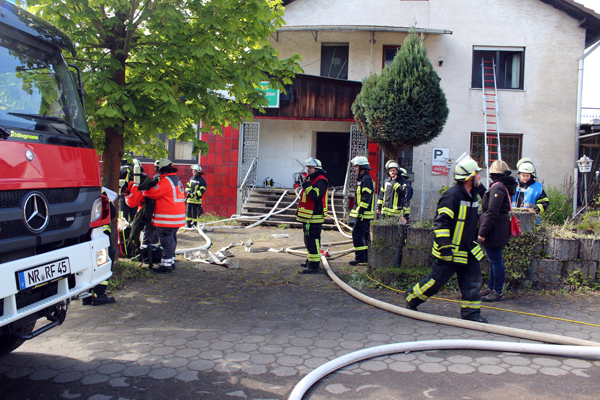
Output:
[352, 29, 449, 158]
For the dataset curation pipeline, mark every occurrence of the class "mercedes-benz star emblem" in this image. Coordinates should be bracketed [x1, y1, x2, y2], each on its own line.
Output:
[26, 150, 34, 161]
[23, 192, 49, 233]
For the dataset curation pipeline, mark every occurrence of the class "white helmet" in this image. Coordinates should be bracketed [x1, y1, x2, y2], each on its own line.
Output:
[305, 158, 323, 169]
[517, 158, 536, 176]
[192, 165, 202, 173]
[399, 167, 408, 177]
[351, 156, 370, 170]
[454, 153, 481, 181]
[385, 160, 400, 171]
[156, 158, 173, 170]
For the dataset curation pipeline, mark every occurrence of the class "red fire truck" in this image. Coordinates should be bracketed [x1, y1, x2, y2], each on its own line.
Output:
[0, 2, 113, 355]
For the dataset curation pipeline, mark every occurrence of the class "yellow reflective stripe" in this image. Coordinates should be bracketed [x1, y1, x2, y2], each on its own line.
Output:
[363, 187, 373, 194]
[382, 207, 402, 216]
[537, 203, 545, 213]
[409, 278, 436, 301]
[452, 221, 464, 245]
[355, 245, 369, 251]
[458, 205, 467, 220]
[359, 202, 369, 208]
[378, 199, 384, 205]
[471, 243, 484, 260]
[461, 300, 481, 309]
[438, 207, 454, 218]
[434, 229, 450, 238]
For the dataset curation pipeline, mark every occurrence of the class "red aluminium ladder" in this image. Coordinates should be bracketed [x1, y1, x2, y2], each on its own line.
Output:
[481, 54, 501, 183]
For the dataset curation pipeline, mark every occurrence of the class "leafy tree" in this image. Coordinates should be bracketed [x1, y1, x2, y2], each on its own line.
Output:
[352, 29, 448, 159]
[30, 0, 302, 194]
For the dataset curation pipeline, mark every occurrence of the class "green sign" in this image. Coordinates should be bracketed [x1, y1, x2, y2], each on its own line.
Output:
[259, 82, 280, 108]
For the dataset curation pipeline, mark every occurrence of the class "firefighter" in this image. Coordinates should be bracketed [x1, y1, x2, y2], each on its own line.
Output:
[405, 153, 488, 323]
[119, 157, 137, 222]
[399, 167, 413, 223]
[377, 160, 408, 222]
[296, 158, 329, 274]
[142, 159, 186, 273]
[83, 189, 117, 306]
[513, 158, 549, 225]
[349, 156, 375, 266]
[185, 165, 207, 228]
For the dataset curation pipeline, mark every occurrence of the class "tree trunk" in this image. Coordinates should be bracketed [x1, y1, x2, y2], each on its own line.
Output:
[103, 127, 124, 262]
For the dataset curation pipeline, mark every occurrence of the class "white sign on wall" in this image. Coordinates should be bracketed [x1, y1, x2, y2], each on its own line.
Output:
[432, 148, 450, 175]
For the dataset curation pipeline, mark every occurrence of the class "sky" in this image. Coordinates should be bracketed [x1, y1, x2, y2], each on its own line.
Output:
[580, 0, 600, 110]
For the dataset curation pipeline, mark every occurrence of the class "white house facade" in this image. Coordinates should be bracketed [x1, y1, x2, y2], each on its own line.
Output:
[240, 0, 600, 217]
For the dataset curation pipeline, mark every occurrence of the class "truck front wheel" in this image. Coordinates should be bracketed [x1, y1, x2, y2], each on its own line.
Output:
[0, 322, 36, 356]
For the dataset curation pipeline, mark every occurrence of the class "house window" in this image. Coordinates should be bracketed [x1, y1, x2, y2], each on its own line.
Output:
[470, 133, 522, 169]
[383, 45, 401, 69]
[321, 43, 349, 80]
[472, 47, 524, 90]
[131, 133, 198, 164]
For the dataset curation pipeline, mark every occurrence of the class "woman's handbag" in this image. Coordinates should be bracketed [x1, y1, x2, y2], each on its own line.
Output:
[504, 185, 521, 237]
[510, 214, 521, 237]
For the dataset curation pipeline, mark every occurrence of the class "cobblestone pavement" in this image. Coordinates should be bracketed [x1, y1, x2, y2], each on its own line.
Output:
[2, 227, 600, 399]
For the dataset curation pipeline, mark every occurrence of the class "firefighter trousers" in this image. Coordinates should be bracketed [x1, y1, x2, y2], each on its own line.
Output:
[302, 222, 322, 269]
[406, 257, 483, 319]
[186, 202, 203, 226]
[157, 227, 179, 268]
[352, 219, 371, 262]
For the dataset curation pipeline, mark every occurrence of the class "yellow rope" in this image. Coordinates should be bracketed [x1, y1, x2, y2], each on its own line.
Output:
[365, 273, 600, 329]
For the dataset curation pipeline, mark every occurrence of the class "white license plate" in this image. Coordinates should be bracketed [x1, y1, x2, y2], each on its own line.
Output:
[17, 258, 71, 290]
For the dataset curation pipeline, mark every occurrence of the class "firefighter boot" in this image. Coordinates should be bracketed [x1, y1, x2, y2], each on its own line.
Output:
[92, 294, 116, 306]
[302, 261, 321, 274]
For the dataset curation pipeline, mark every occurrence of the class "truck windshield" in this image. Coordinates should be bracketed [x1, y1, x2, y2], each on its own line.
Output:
[0, 29, 90, 137]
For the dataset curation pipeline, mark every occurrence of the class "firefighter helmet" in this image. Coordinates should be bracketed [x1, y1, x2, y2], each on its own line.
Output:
[454, 153, 481, 181]
[156, 158, 173, 171]
[351, 156, 370, 170]
[192, 165, 202, 173]
[305, 158, 322, 169]
[385, 160, 400, 171]
[399, 167, 408, 177]
[517, 158, 536, 176]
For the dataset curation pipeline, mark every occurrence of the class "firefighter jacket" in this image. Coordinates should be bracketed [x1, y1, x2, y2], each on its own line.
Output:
[403, 183, 413, 215]
[142, 173, 186, 228]
[377, 176, 408, 217]
[350, 170, 375, 220]
[186, 175, 207, 205]
[432, 182, 484, 264]
[296, 171, 328, 223]
[512, 178, 549, 214]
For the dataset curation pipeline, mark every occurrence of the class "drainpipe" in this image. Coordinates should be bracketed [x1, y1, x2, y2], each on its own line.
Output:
[574, 41, 600, 217]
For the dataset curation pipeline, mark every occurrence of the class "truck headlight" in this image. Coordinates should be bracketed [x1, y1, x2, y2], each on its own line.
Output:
[91, 198, 103, 223]
[97, 248, 110, 265]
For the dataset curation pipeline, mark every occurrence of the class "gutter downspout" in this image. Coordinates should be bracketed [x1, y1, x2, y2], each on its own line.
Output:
[574, 40, 600, 217]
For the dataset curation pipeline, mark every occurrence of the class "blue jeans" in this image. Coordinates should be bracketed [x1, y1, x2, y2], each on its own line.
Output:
[485, 246, 505, 295]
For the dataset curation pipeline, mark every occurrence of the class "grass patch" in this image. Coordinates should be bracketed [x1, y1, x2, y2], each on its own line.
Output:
[198, 212, 239, 226]
[108, 259, 157, 291]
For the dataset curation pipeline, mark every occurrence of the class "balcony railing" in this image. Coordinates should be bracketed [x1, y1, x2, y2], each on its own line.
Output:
[581, 107, 600, 124]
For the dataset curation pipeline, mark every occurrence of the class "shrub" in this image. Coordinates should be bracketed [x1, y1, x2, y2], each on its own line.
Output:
[540, 185, 572, 226]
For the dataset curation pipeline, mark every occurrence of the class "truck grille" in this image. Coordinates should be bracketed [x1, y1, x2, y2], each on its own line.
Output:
[0, 188, 80, 208]
[0, 213, 76, 240]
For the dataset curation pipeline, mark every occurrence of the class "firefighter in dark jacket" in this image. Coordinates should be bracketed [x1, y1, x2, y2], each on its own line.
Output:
[512, 158, 549, 226]
[142, 158, 186, 273]
[185, 165, 207, 227]
[296, 158, 329, 274]
[405, 153, 488, 323]
[119, 158, 138, 222]
[349, 156, 375, 266]
[400, 167, 413, 223]
[377, 160, 408, 222]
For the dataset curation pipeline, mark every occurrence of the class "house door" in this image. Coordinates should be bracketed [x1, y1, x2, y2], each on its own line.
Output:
[316, 132, 349, 188]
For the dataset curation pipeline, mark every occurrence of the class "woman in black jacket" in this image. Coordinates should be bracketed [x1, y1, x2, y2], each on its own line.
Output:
[478, 161, 518, 302]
